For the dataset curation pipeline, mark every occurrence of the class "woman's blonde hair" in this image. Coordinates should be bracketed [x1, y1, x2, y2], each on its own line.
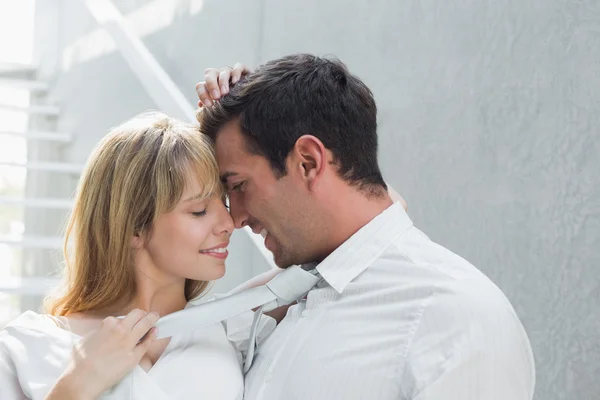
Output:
[44, 112, 223, 316]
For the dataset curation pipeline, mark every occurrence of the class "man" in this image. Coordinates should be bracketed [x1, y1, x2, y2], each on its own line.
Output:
[196, 54, 535, 399]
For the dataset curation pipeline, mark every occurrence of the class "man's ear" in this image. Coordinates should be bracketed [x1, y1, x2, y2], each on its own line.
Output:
[291, 135, 328, 191]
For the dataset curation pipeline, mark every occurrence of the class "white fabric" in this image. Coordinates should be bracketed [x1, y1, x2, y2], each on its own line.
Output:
[0, 301, 275, 400]
[244, 202, 536, 400]
[154, 265, 321, 340]
[244, 265, 321, 373]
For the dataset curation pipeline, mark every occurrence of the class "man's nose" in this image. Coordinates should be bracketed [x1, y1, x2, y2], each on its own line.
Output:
[228, 194, 249, 229]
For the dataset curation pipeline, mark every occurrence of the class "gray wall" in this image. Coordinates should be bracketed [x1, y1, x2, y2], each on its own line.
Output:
[33, 1, 600, 399]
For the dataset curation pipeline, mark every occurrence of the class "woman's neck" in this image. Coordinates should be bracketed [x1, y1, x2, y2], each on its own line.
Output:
[122, 281, 188, 317]
[118, 251, 189, 317]
[86, 262, 189, 319]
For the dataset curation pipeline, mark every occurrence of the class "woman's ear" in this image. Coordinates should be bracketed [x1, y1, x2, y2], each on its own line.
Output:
[131, 231, 144, 249]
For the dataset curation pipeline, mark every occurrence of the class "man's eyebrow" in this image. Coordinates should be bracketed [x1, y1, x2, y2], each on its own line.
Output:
[220, 171, 238, 184]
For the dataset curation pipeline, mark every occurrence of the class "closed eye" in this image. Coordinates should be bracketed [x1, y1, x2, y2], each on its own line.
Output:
[230, 182, 245, 192]
[192, 210, 207, 217]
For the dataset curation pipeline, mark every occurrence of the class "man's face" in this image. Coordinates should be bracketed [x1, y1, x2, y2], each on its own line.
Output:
[214, 120, 316, 268]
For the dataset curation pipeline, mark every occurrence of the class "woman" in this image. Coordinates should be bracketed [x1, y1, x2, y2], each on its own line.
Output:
[0, 109, 274, 399]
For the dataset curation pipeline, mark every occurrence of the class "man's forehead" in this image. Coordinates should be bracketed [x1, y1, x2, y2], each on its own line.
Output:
[214, 122, 250, 158]
[215, 140, 249, 182]
[214, 121, 262, 181]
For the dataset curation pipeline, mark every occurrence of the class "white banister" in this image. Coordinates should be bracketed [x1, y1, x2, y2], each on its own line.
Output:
[82, 0, 196, 122]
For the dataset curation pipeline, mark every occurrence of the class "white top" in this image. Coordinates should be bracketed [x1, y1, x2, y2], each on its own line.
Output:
[0, 301, 275, 399]
[245, 202, 536, 400]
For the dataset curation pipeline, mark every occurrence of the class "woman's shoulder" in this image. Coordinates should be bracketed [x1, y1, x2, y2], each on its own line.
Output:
[1, 310, 71, 347]
[1, 312, 75, 399]
[3, 310, 50, 333]
[1, 310, 77, 369]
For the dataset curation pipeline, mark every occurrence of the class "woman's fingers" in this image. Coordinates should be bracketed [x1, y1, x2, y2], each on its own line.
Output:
[196, 67, 220, 107]
[231, 62, 249, 84]
[196, 63, 249, 107]
[118, 309, 148, 331]
[204, 68, 221, 100]
[196, 81, 211, 107]
[134, 327, 157, 359]
[219, 67, 233, 95]
[131, 312, 160, 343]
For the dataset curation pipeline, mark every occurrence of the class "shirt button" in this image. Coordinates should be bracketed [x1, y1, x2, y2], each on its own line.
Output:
[301, 309, 310, 317]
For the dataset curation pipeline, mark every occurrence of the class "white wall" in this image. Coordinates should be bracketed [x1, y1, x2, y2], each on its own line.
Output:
[30, 1, 600, 398]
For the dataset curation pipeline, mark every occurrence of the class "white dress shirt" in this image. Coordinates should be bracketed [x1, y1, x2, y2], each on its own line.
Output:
[244, 202, 535, 400]
[0, 301, 274, 399]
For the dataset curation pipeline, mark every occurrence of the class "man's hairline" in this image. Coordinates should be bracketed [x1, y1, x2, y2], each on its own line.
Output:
[210, 113, 386, 195]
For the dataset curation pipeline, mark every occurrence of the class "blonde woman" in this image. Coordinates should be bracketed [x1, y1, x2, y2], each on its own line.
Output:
[0, 111, 273, 399]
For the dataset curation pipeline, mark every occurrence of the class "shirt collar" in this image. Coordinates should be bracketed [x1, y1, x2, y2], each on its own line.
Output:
[315, 201, 413, 294]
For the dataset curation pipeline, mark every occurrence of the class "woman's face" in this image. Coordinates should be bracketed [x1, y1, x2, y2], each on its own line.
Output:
[141, 177, 234, 283]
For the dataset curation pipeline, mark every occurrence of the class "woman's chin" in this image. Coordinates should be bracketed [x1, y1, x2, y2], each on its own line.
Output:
[194, 264, 226, 282]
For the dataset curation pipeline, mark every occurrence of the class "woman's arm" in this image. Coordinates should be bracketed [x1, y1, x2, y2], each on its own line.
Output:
[45, 372, 95, 400]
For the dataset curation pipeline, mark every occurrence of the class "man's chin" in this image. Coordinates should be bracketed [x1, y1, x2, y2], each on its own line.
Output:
[272, 251, 294, 269]
[273, 250, 309, 269]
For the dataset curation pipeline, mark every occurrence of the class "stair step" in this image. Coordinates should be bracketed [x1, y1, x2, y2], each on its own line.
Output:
[0, 77, 48, 92]
[0, 161, 83, 174]
[0, 62, 37, 78]
[0, 276, 60, 295]
[0, 103, 60, 116]
[0, 196, 73, 209]
[0, 235, 63, 249]
[0, 129, 72, 142]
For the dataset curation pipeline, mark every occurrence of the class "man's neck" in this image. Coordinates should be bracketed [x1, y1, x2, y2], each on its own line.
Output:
[318, 186, 394, 260]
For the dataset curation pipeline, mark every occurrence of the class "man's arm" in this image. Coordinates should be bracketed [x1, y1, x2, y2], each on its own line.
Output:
[401, 282, 535, 400]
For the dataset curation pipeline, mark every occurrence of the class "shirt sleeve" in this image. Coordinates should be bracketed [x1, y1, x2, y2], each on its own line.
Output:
[401, 280, 536, 400]
[0, 331, 28, 400]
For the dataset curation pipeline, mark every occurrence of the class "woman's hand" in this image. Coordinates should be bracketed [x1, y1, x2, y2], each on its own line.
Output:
[46, 309, 159, 400]
[196, 62, 249, 107]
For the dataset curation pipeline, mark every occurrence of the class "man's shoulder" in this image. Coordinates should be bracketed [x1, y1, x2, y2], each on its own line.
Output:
[368, 227, 519, 319]
[369, 228, 481, 284]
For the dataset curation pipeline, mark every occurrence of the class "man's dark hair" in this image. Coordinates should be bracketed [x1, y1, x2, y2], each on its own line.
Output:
[199, 53, 387, 194]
